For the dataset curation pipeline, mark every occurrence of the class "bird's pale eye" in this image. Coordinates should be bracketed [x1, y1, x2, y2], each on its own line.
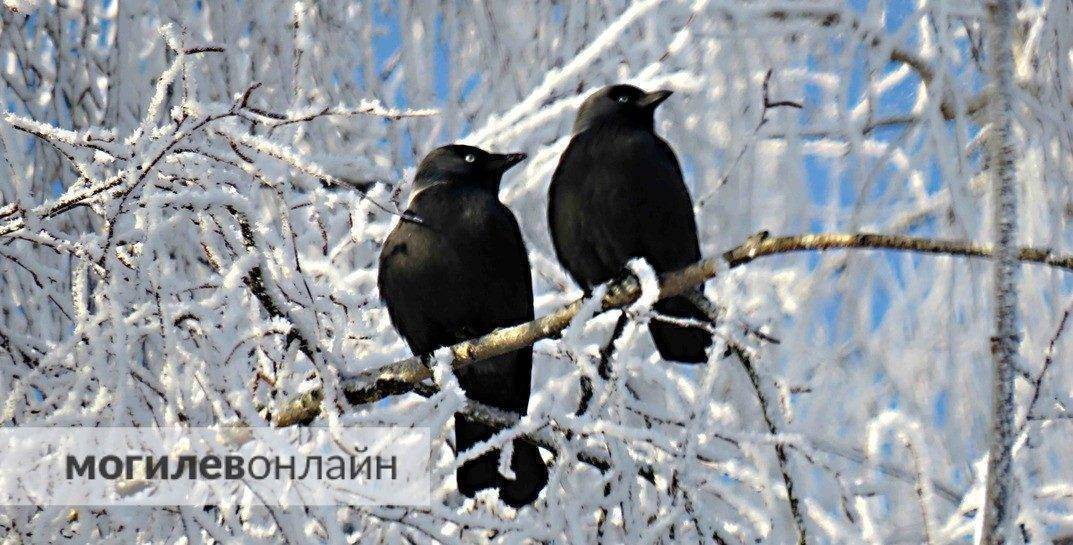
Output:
[616, 95, 630, 104]
[464, 154, 477, 163]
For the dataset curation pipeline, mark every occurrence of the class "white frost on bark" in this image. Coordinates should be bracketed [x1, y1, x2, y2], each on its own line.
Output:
[981, 0, 1022, 544]
[2, 1, 1073, 543]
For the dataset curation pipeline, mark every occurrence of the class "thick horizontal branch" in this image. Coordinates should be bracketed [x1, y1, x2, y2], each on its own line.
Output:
[272, 231, 1073, 426]
[724, 232, 1073, 270]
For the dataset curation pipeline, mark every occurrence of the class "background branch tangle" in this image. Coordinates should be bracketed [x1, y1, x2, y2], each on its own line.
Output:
[1, 2, 1072, 544]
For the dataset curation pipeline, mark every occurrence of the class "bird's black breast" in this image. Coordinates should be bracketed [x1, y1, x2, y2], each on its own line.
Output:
[548, 125, 701, 288]
[378, 184, 534, 356]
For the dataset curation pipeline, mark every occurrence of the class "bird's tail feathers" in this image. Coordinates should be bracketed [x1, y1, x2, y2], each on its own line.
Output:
[648, 293, 714, 364]
[454, 413, 548, 508]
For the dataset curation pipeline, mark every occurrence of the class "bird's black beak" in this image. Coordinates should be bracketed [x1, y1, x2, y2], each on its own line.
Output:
[638, 89, 673, 109]
[487, 152, 528, 173]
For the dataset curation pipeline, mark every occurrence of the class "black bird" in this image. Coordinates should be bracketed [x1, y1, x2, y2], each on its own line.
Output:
[378, 145, 547, 507]
[549, 84, 713, 363]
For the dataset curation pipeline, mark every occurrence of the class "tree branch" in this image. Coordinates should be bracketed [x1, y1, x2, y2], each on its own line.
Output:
[1021, 297, 1073, 431]
[981, 1, 1022, 542]
[460, 400, 656, 485]
[724, 326, 807, 544]
[272, 231, 1073, 426]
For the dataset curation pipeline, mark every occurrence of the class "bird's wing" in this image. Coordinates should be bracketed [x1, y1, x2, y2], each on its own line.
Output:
[462, 195, 535, 329]
[548, 132, 617, 288]
[565, 130, 702, 275]
[547, 137, 581, 277]
[378, 187, 533, 354]
[378, 219, 443, 353]
[456, 198, 536, 408]
[634, 134, 703, 271]
[380, 187, 536, 410]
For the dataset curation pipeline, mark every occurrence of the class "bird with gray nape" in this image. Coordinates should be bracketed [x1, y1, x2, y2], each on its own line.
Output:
[549, 84, 714, 364]
[378, 144, 547, 508]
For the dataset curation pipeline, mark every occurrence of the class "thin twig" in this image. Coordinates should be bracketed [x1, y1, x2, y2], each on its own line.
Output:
[1021, 297, 1073, 431]
[722, 338, 807, 545]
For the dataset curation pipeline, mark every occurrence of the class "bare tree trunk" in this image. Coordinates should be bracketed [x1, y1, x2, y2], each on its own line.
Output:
[981, 0, 1021, 543]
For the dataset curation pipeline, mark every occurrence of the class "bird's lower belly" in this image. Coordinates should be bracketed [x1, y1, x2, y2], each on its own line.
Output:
[458, 356, 512, 378]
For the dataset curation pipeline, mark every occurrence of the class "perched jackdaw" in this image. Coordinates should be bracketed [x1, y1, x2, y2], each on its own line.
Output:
[378, 145, 547, 507]
[549, 84, 713, 363]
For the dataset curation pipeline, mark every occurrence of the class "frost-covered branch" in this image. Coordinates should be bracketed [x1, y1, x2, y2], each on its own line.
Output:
[275, 231, 1073, 426]
[242, 101, 437, 127]
[981, 1, 1022, 543]
[1021, 298, 1073, 429]
[721, 337, 807, 545]
[4, 2, 1072, 542]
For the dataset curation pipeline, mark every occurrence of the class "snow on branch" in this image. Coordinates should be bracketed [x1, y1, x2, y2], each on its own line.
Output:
[242, 100, 438, 126]
[3, 2, 1072, 543]
[275, 231, 1073, 424]
[981, 1, 1022, 543]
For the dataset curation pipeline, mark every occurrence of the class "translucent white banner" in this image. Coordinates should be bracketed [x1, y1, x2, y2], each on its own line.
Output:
[0, 426, 430, 506]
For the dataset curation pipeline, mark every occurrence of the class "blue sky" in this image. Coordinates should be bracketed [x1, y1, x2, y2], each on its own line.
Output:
[363, 1, 961, 340]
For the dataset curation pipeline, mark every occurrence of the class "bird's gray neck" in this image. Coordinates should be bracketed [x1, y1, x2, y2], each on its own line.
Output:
[406, 179, 448, 208]
[573, 115, 651, 136]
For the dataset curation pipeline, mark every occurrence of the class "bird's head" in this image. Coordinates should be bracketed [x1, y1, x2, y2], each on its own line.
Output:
[413, 144, 527, 193]
[573, 84, 673, 134]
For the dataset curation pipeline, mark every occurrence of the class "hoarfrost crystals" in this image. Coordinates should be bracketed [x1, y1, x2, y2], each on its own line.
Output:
[0, 1, 1069, 544]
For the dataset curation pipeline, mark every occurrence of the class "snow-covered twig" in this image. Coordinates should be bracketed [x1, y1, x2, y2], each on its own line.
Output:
[721, 337, 807, 545]
[242, 100, 437, 126]
[1021, 298, 1073, 430]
